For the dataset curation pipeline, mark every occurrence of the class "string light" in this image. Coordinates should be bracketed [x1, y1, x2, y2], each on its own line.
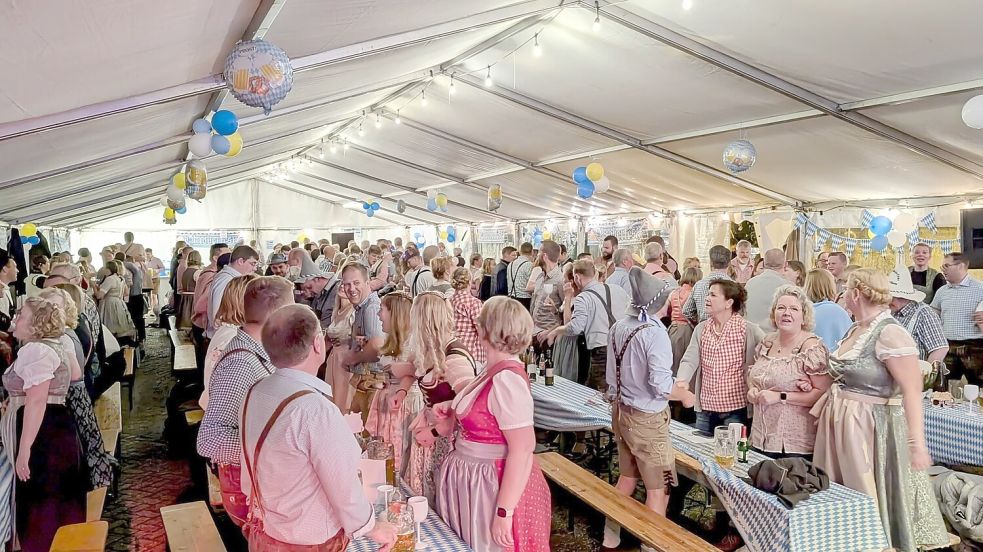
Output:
[421, 89, 428, 107]
[484, 66, 493, 88]
[317, 141, 325, 159]
[375, 113, 382, 129]
[394, 110, 402, 125]
[682, 0, 693, 10]
[533, 33, 542, 57]
[329, 142, 338, 154]
[592, 1, 601, 32]
[449, 75, 457, 95]
[343, 140, 350, 152]
[357, 122, 365, 137]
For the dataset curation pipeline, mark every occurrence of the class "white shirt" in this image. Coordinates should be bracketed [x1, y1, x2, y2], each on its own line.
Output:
[405, 266, 435, 297]
[605, 267, 632, 298]
[605, 317, 674, 413]
[566, 281, 630, 350]
[239, 369, 374, 544]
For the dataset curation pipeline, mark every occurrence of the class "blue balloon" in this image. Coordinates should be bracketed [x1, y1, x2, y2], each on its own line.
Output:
[366, 210, 375, 218]
[176, 207, 187, 214]
[871, 235, 889, 251]
[371, 202, 380, 210]
[362, 201, 370, 210]
[447, 234, 456, 243]
[427, 198, 437, 212]
[869, 215, 893, 236]
[192, 118, 212, 135]
[20, 236, 28, 245]
[577, 181, 595, 199]
[416, 241, 426, 248]
[27, 236, 40, 245]
[211, 134, 231, 155]
[211, 110, 239, 136]
[440, 205, 448, 213]
[572, 166, 587, 182]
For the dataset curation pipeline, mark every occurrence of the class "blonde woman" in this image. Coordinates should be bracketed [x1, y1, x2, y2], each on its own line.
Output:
[428, 257, 454, 299]
[3, 297, 86, 550]
[813, 269, 946, 550]
[40, 288, 117, 491]
[175, 249, 201, 329]
[365, 292, 421, 475]
[747, 285, 831, 459]
[392, 292, 477, 503]
[94, 260, 135, 341]
[325, 288, 356, 413]
[435, 297, 551, 551]
[199, 273, 259, 409]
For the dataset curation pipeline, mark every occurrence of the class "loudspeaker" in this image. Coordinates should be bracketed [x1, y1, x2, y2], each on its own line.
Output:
[960, 208, 983, 268]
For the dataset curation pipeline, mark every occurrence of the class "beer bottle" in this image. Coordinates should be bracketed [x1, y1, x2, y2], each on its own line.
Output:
[544, 354, 555, 386]
[737, 425, 749, 463]
[526, 346, 538, 382]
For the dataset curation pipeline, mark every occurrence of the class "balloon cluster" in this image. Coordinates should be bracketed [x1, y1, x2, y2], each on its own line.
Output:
[487, 183, 503, 211]
[19, 223, 40, 246]
[571, 162, 609, 199]
[224, 39, 294, 115]
[722, 139, 757, 173]
[362, 200, 381, 218]
[868, 213, 918, 252]
[427, 191, 449, 213]
[439, 225, 458, 243]
[413, 232, 426, 248]
[189, 110, 243, 158]
[530, 227, 544, 247]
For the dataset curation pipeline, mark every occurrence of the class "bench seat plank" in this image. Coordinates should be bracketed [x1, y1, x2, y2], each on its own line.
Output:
[161, 501, 226, 552]
[50, 521, 108, 552]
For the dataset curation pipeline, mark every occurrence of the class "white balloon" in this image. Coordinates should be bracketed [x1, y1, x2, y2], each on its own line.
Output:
[593, 176, 610, 193]
[962, 95, 983, 129]
[189, 133, 213, 157]
[159, 197, 170, 207]
[892, 212, 917, 234]
[166, 185, 184, 202]
[887, 230, 907, 248]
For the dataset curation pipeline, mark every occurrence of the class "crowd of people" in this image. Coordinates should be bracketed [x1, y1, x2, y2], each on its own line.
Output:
[0, 228, 980, 551]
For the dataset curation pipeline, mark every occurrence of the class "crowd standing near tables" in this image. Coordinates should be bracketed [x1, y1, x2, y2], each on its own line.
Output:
[1, 229, 981, 552]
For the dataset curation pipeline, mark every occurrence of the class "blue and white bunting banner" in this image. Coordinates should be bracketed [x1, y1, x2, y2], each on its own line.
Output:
[830, 235, 844, 250]
[860, 209, 874, 229]
[845, 239, 857, 256]
[941, 239, 955, 254]
[793, 213, 808, 229]
[805, 223, 817, 238]
[815, 228, 830, 248]
[920, 212, 938, 233]
[860, 239, 872, 255]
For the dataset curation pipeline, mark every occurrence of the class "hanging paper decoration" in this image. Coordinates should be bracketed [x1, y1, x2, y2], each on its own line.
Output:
[845, 239, 857, 256]
[722, 140, 757, 173]
[860, 239, 872, 255]
[859, 209, 874, 230]
[830, 235, 843, 250]
[815, 228, 830, 248]
[920, 212, 938, 233]
[396, 199, 407, 214]
[224, 39, 294, 115]
[487, 183, 502, 211]
[185, 160, 208, 200]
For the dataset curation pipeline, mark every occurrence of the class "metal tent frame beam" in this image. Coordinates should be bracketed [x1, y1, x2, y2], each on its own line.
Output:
[594, 0, 983, 181]
[454, 73, 798, 206]
[0, 0, 564, 142]
[262, 180, 410, 227]
[277, 178, 435, 226]
[294, 168, 477, 225]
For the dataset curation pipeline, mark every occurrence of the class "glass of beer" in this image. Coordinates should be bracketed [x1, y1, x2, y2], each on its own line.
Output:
[714, 426, 736, 469]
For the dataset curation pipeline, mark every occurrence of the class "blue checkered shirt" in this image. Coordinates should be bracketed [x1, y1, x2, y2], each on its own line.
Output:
[682, 270, 732, 324]
[893, 301, 948, 360]
[931, 275, 983, 341]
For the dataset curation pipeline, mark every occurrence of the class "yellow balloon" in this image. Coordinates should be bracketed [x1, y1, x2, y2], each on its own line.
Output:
[172, 172, 186, 190]
[440, 231, 449, 240]
[225, 132, 243, 157]
[435, 193, 448, 208]
[21, 223, 37, 236]
[586, 162, 604, 182]
[543, 231, 552, 240]
[164, 207, 175, 218]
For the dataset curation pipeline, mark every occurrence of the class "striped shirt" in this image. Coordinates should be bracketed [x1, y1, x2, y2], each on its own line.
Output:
[892, 301, 948, 360]
[682, 270, 732, 324]
[931, 275, 983, 341]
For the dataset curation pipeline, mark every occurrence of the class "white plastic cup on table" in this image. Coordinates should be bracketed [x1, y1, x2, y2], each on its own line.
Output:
[964, 384, 980, 413]
[408, 495, 429, 549]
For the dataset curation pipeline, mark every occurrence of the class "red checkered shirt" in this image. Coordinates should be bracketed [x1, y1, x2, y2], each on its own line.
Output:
[699, 314, 748, 412]
[451, 289, 485, 365]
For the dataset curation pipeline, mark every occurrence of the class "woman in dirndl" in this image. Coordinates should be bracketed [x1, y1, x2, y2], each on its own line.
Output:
[436, 296, 551, 551]
[2, 297, 86, 551]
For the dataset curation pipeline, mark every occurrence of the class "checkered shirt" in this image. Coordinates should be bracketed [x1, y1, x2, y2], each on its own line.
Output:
[699, 315, 748, 412]
[197, 329, 275, 465]
[931, 275, 983, 341]
[682, 271, 732, 324]
[451, 289, 485, 364]
[893, 301, 948, 360]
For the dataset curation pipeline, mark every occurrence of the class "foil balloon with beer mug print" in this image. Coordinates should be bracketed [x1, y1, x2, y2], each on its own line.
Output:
[224, 39, 294, 115]
[185, 160, 208, 200]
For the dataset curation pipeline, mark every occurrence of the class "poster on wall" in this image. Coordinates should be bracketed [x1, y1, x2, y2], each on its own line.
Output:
[477, 226, 512, 244]
[177, 231, 242, 249]
[585, 219, 648, 246]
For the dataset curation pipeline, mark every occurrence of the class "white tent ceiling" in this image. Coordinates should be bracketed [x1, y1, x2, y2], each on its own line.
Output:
[2, 0, 982, 230]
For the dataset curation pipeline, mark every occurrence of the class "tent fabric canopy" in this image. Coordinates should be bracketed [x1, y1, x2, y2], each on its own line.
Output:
[2, 0, 982, 230]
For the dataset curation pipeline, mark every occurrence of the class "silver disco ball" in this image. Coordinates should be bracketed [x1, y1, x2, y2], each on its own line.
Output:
[722, 139, 757, 173]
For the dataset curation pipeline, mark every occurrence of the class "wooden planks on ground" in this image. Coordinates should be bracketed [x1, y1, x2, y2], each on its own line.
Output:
[86, 486, 108, 522]
[160, 501, 226, 552]
[49, 521, 108, 552]
[538, 452, 716, 552]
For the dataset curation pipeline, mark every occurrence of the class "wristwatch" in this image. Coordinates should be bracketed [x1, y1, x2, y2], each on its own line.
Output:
[779, 392, 788, 404]
[431, 427, 440, 438]
[496, 507, 514, 518]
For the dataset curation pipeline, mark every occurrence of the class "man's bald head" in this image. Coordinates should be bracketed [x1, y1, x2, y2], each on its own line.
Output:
[763, 248, 787, 270]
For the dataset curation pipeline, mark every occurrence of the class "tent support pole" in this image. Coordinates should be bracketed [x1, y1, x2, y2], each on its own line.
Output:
[589, 0, 983, 181]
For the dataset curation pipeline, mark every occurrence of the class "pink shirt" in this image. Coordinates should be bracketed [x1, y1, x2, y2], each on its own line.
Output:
[239, 368, 374, 545]
[192, 265, 217, 330]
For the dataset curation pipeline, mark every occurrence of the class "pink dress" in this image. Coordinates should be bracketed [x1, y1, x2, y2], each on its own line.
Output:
[364, 354, 424, 477]
[437, 360, 551, 552]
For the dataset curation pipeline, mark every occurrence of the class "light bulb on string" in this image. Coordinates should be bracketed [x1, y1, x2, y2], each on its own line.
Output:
[421, 89, 429, 107]
[357, 123, 365, 137]
[329, 142, 338, 154]
[592, 1, 601, 32]
[449, 75, 457, 95]
[375, 113, 382, 129]
[484, 66, 493, 88]
[394, 110, 402, 125]
[317, 142, 325, 159]
[533, 33, 542, 57]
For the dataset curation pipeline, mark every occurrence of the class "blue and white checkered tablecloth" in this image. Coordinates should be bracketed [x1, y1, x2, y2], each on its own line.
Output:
[669, 422, 888, 552]
[529, 376, 612, 431]
[923, 399, 983, 466]
[348, 509, 472, 552]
